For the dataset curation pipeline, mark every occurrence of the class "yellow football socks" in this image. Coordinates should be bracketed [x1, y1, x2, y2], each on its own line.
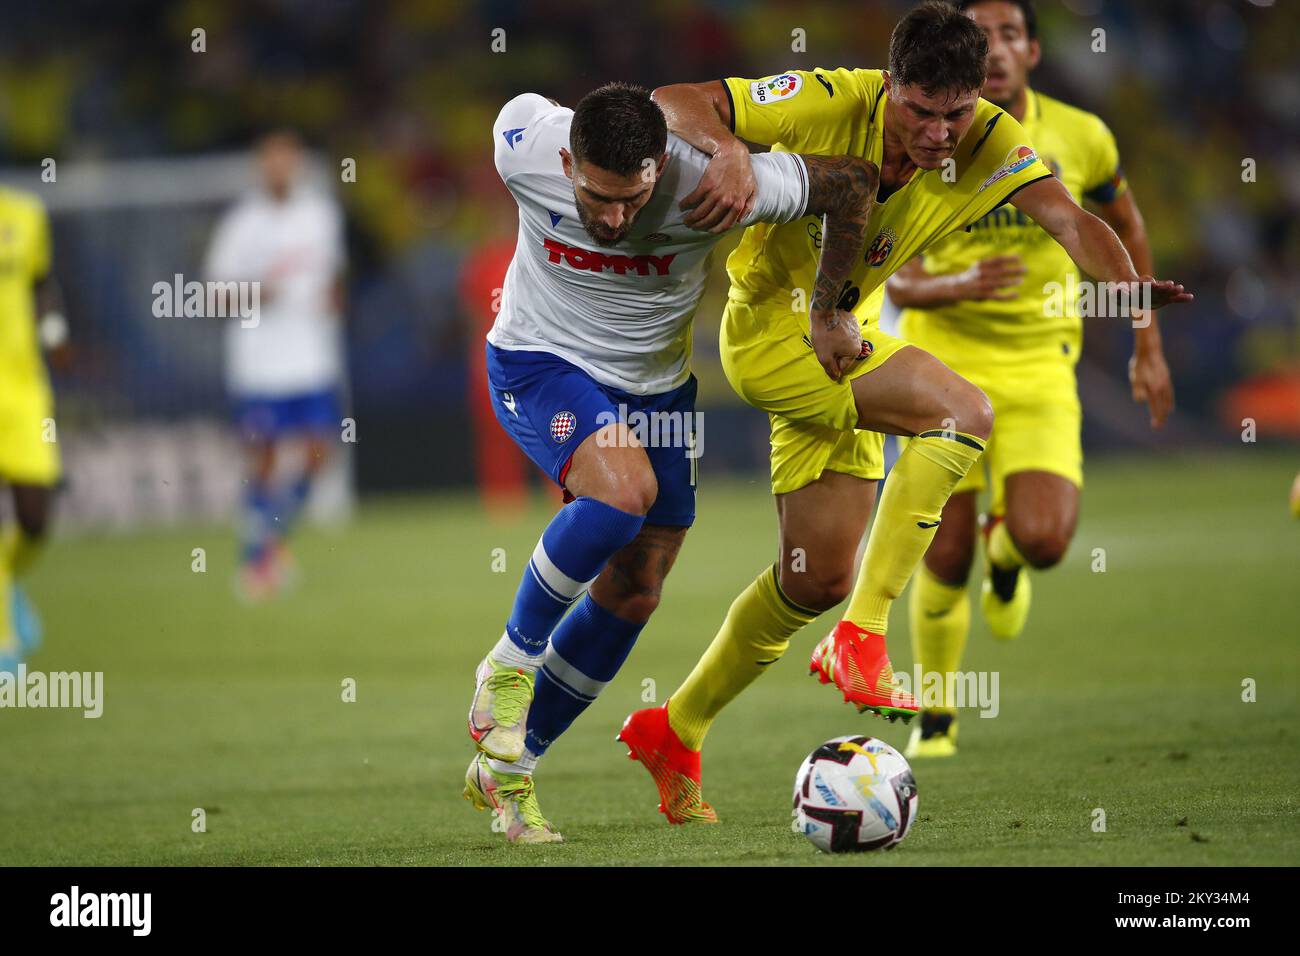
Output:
[0, 525, 43, 655]
[908, 565, 970, 715]
[667, 564, 819, 750]
[2, 524, 42, 578]
[0, 526, 20, 652]
[987, 518, 1026, 571]
[844, 430, 985, 634]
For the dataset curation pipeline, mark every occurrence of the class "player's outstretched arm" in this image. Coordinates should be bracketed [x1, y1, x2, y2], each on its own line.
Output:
[1095, 189, 1175, 428]
[653, 81, 754, 233]
[801, 154, 880, 382]
[1009, 176, 1193, 313]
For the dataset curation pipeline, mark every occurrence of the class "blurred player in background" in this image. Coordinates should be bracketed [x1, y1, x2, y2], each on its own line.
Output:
[622, 0, 1189, 823]
[204, 130, 347, 602]
[0, 186, 65, 675]
[886, 0, 1174, 758]
[466, 83, 877, 843]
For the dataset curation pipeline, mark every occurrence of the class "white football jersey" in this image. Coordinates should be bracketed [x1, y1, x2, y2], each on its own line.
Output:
[205, 186, 345, 397]
[488, 92, 809, 395]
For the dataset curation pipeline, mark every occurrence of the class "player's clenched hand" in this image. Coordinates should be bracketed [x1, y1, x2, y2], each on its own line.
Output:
[953, 255, 1026, 302]
[681, 140, 755, 234]
[810, 309, 863, 382]
[1129, 347, 1175, 429]
[1141, 276, 1194, 310]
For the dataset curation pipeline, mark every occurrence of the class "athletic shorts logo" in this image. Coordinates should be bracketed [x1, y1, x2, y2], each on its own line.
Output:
[980, 145, 1039, 192]
[866, 228, 897, 267]
[750, 73, 802, 105]
[550, 411, 577, 444]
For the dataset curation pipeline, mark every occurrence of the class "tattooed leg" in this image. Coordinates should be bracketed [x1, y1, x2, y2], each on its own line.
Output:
[589, 524, 689, 625]
[520, 525, 688, 761]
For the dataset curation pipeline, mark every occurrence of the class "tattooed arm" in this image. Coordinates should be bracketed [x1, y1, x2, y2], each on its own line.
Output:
[801, 154, 879, 382]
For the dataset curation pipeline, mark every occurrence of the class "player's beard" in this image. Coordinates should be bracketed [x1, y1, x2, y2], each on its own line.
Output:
[575, 193, 633, 247]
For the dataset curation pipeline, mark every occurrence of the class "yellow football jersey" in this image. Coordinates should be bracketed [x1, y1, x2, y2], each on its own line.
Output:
[899, 87, 1127, 345]
[721, 68, 1053, 320]
[0, 186, 52, 387]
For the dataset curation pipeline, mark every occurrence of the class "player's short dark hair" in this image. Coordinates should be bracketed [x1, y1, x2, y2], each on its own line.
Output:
[570, 82, 667, 177]
[957, 0, 1038, 39]
[888, 1, 990, 97]
[255, 128, 305, 154]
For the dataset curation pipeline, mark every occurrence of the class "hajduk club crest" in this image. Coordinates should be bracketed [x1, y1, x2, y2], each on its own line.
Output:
[550, 411, 577, 443]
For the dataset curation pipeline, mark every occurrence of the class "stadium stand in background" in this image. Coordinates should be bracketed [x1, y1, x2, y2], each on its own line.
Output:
[0, 0, 1296, 527]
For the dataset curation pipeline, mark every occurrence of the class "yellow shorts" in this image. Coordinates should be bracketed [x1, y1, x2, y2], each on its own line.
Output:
[900, 322, 1082, 516]
[0, 380, 61, 486]
[719, 297, 909, 495]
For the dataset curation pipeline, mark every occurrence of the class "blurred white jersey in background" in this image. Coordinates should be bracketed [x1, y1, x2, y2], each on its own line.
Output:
[204, 186, 345, 397]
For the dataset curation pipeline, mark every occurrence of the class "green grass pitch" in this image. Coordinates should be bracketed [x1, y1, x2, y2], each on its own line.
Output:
[3, 451, 1297, 866]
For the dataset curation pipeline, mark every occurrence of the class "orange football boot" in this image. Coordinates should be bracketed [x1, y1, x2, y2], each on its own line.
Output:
[617, 704, 718, 825]
[809, 619, 918, 722]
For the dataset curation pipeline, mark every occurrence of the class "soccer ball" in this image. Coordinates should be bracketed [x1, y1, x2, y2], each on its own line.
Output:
[793, 735, 918, 853]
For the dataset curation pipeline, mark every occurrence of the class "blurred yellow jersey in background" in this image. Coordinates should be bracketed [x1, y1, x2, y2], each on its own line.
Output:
[899, 87, 1127, 356]
[0, 186, 60, 485]
[897, 88, 1127, 504]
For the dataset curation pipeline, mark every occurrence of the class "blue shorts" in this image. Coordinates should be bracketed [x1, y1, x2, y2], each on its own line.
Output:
[234, 389, 341, 443]
[485, 343, 698, 528]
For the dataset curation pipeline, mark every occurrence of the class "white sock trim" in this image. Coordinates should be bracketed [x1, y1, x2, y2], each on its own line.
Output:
[529, 539, 597, 601]
[541, 645, 608, 700]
